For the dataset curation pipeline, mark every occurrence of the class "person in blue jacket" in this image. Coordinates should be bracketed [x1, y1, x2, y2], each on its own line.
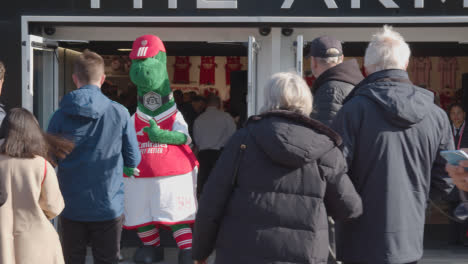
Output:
[48, 50, 141, 264]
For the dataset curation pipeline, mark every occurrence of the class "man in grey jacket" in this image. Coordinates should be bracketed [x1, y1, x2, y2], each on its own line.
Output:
[332, 26, 454, 264]
[308, 36, 364, 126]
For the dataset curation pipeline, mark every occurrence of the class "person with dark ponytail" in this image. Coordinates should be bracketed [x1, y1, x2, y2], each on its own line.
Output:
[0, 108, 74, 264]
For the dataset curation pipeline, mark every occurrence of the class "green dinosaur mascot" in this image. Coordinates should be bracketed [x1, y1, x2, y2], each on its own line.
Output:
[123, 35, 198, 264]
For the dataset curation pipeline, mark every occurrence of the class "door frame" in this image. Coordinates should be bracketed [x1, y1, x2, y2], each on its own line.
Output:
[23, 35, 60, 121]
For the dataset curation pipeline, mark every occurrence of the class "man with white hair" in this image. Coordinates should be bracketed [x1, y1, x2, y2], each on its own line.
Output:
[332, 26, 454, 264]
[308, 36, 364, 126]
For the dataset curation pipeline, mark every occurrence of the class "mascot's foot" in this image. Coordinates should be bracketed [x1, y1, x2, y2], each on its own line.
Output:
[178, 248, 192, 264]
[133, 245, 164, 263]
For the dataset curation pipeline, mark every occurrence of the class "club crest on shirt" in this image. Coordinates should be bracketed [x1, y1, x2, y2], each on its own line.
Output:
[143, 91, 162, 111]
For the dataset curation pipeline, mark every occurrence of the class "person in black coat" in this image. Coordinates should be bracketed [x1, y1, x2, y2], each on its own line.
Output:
[192, 72, 363, 264]
[308, 36, 364, 126]
[447, 103, 468, 245]
[332, 26, 454, 264]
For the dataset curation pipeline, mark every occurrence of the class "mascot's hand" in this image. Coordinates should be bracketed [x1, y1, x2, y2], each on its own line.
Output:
[143, 119, 163, 142]
[124, 167, 140, 179]
[143, 119, 188, 145]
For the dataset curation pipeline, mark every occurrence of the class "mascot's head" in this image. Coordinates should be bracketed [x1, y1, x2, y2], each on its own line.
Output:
[130, 35, 174, 115]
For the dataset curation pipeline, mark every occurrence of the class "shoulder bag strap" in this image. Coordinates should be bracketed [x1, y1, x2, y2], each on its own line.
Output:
[231, 128, 251, 187]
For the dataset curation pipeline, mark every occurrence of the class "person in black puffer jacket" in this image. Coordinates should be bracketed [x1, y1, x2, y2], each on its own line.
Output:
[308, 36, 364, 126]
[192, 72, 363, 264]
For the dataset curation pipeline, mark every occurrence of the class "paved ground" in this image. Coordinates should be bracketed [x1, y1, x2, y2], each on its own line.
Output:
[83, 213, 468, 264]
[83, 246, 468, 264]
[85, 247, 215, 264]
[421, 246, 468, 264]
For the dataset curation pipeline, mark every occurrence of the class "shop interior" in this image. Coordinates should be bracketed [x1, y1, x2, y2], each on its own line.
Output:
[58, 41, 468, 118]
[57, 41, 249, 123]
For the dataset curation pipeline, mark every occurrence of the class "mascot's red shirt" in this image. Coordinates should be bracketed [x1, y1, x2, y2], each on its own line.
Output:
[129, 106, 198, 178]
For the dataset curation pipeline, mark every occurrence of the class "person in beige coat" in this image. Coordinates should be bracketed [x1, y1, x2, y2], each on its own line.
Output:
[0, 108, 74, 264]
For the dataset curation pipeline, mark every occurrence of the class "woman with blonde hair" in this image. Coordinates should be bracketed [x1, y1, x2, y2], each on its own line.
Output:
[192, 72, 362, 264]
[0, 108, 74, 264]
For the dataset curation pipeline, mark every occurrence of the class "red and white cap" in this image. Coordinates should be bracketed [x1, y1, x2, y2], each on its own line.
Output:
[129, 35, 167, 60]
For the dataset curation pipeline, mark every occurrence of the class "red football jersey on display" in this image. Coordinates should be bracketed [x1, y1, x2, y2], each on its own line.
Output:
[225, 56, 243, 85]
[173, 56, 191, 84]
[199, 56, 217, 85]
[438, 57, 458, 90]
[410, 57, 432, 87]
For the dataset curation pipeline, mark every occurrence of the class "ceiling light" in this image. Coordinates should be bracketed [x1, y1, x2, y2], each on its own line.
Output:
[118, 48, 132, 51]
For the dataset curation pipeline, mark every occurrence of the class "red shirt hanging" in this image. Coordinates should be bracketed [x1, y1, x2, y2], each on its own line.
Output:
[199, 56, 217, 85]
[410, 57, 432, 87]
[173, 56, 191, 84]
[225, 56, 243, 85]
[438, 57, 458, 90]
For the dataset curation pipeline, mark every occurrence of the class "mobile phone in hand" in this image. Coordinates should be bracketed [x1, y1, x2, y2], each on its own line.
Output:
[441, 150, 468, 221]
[441, 150, 468, 169]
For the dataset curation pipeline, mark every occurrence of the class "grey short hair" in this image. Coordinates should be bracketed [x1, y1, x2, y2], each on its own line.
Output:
[364, 25, 411, 72]
[316, 48, 344, 66]
[207, 94, 221, 107]
[262, 72, 313, 116]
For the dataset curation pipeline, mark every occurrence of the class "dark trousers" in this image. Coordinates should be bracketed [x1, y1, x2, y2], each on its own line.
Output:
[60, 215, 123, 264]
[197, 149, 221, 198]
[448, 189, 468, 245]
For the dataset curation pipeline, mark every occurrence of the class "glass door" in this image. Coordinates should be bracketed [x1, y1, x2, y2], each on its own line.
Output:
[295, 35, 304, 76]
[24, 35, 59, 129]
[247, 36, 260, 116]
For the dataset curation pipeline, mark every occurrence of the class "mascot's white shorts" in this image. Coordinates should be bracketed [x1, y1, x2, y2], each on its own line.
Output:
[123, 169, 197, 229]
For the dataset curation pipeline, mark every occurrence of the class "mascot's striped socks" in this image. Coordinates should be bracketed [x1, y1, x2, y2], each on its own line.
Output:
[124, 35, 199, 264]
[137, 225, 193, 249]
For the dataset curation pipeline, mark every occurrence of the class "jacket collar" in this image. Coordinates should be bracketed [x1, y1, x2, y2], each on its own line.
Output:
[358, 69, 411, 88]
[79, 84, 101, 91]
[248, 110, 342, 146]
[344, 69, 412, 104]
[313, 59, 364, 93]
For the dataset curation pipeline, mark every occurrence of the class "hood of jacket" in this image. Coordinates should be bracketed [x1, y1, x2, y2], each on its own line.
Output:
[246, 111, 342, 168]
[59, 85, 110, 119]
[313, 59, 364, 93]
[354, 69, 434, 128]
